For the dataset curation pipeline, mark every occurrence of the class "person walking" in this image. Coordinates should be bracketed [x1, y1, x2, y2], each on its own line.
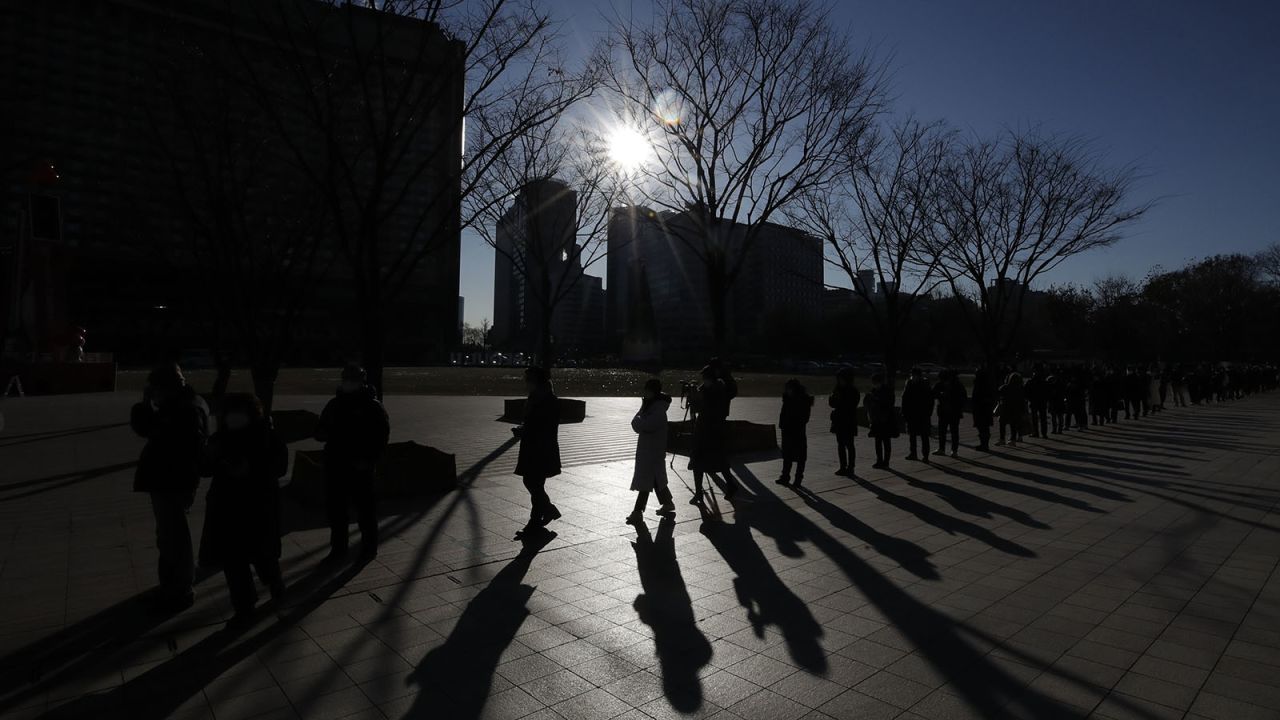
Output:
[514, 366, 562, 529]
[997, 372, 1026, 447]
[130, 364, 209, 614]
[199, 393, 287, 629]
[316, 364, 390, 563]
[628, 378, 675, 522]
[901, 367, 934, 462]
[689, 365, 739, 504]
[828, 368, 861, 476]
[776, 379, 813, 486]
[933, 369, 966, 458]
[971, 366, 996, 452]
[867, 373, 897, 469]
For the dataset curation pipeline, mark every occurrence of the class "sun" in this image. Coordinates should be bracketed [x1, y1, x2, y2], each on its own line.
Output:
[606, 125, 652, 171]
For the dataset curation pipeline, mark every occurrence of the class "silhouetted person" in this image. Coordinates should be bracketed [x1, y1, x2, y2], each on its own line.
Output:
[1025, 364, 1049, 438]
[776, 379, 812, 486]
[828, 367, 861, 476]
[996, 372, 1026, 446]
[689, 365, 739, 503]
[316, 364, 389, 562]
[971, 366, 996, 451]
[933, 369, 966, 458]
[514, 366, 562, 528]
[1089, 368, 1109, 426]
[1047, 370, 1067, 434]
[867, 372, 896, 469]
[629, 378, 675, 522]
[1123, 367, 1143, 420]
[130, 363, 209, 614]
[198, 393, 287, 629]
[1068, 367, 1089, 430]
[901, 367, 933, 462]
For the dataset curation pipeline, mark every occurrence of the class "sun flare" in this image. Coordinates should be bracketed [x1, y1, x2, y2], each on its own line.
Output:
[606, 125, 652, 171]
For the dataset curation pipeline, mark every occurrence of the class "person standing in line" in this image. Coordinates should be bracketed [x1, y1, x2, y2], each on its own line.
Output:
[1067, 367, 1089, 430]
[1089, 367, 1109, 427]
[933, 369, 966, 458]
[1047, 369, 1067, 434]
[901, 367, 934, 462]
[1026, 364, 1050, 439]
[776, 379, 813, 486]
[514, 366, 562, 529]
[996, 372, 1026, 447]
[1172, 366, 1188, 407]
[628, 378, 675, 522]
[199, 393, 287, 629]
[316, 364, 390, 562]
[1158, 368, 1170, 411]
[971, 366, 996, 451]
[867, 373, 897, 469]
[689, 365, 739, 504]
[828, 367, 861, 476]
[130, 364, 209, 614]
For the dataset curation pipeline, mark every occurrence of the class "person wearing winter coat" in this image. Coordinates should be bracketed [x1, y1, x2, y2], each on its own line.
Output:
[689, 365, 740, 504]
[514, 366, 563, 529]
[628, 378, 675, 522]
[901, 367, 934, 462]
[199, 393, 287, 628]
[1025, 364, 1050, 438]
[1047, 371, 1068, 434]
[776, 379, 813, 486]
[315, 364, 390, 562]
[130, 363, 209, 614]
[997, 372, 1026, 446]
[828, 368, 861, 476]
[1089, 369, 1110, 427]
[970, 366, 996, 451]
[866, 373, 897, 469]
[933, 369, 967, 458]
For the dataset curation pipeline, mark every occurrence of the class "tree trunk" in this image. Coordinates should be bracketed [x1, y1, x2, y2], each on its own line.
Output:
[250, 361, 279, 415]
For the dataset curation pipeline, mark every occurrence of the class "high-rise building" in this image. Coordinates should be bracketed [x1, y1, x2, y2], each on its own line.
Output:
[606, 206, 823, 359]
[1, 0, 463, 364]
[492, 179, 604, 358]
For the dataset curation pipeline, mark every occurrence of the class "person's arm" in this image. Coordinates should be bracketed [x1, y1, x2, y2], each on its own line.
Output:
[130, 401, 157, 437]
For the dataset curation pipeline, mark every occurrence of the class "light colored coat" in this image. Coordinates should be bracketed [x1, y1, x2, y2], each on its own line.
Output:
[630, 394, 671, 492]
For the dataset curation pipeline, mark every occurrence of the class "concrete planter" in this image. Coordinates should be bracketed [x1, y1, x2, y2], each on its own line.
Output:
[666, 420, 778, 457]
[500, 397, 587, 424]
[287, 441, 457, 507]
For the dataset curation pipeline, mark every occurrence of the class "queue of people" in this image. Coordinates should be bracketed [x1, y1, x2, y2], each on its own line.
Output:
[129, 357, 1278, 627]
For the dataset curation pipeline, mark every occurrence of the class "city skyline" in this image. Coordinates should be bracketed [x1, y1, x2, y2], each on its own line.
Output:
[460, 0, 1280, 326]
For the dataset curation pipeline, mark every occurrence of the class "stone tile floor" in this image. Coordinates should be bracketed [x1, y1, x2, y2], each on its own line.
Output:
[0, 390, 1278, 719]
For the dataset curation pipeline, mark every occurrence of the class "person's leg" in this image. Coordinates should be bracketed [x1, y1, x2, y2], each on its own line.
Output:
[907, 430, 918, 460]
[882, 438, 892, 467]
[795, 460, 806, 485]
[977, 426, 989, 450]
[630, 490, 650, 518]
[224, 562, 256, 616]
[325, 466, 350, 555]
[691, 470, 705, 503]
[352, 473, 379, 557]
[255, 556, 286, 600]
[522, 475, 549, 522]
[151, 491, 195, 604]
[654, 481, 673, 510]
[948, 421, 959, 455]
[837, 437, 849, 472]
[919, 433, 929, 462]
[778, 458, 793, 484]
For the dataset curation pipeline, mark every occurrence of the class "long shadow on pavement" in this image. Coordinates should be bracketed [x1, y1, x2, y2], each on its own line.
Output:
[929, 462, 1108, 513]
[0, 461, 138, 502]
[401, 527, 556, 719]
[790, 485, 938, 580]
[0, 422, 130, 449]
[629, 516, 713, 713]
[890, 468, 1051, 529]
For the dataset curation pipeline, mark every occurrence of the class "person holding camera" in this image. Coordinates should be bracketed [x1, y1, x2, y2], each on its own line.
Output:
[514, 366, 562, 528]
[316, 364, 389, 563]
[130, 363, 209, 614]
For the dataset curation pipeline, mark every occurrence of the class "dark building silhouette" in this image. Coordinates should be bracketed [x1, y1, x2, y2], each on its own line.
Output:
[0, 0, 463, 364]
[492, 179, 605, 358]
[606, 206, 823, 360]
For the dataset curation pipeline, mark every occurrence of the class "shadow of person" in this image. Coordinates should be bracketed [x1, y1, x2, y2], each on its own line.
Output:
[401, 527, 556, 719]
[699, 508, 827, 675]
[631, 516, 712, 713]
[790, 485, 938, 580]
[888, 469, 1051, 529]
[37, 560, 370, 720]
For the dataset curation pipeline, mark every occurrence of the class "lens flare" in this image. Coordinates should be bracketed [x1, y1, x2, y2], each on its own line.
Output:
[607, 125, 653, 171]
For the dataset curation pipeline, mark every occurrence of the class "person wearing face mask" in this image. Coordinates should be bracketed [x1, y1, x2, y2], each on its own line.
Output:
[130, 363, 209, 614]
[513, 366, 562, 529]
[628, 378, 675, 523]
[199, 393, 287, 629]
[315, 364, 390, 563]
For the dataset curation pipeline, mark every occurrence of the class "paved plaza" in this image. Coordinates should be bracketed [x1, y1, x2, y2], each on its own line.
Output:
[1, 390, 1279, 720]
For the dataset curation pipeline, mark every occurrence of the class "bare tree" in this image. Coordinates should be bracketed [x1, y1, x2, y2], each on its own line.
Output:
[1257, 243, 1280, 284]
[597, 0, 886, 352]
[791, 119, 952, 380]
[218, 0, 595, 395]
[928, 130, 1151, 363]
[468, 125, 623, 370]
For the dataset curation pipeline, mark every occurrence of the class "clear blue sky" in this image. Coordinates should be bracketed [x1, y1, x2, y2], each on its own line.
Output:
[460, 0, 1280, 326]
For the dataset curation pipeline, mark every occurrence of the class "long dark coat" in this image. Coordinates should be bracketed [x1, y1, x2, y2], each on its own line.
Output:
[971, 370, 996, 428]
[316, 385, 390, 468]
[900, 377, 934, 434]
[130, 386, 209, 493]
[199, 422, 287, 567]
[866, 385, 898, 439]
[828, 386, 861, 436]
[779, 392, 812, 462]
[689, 380, 730, 472]
[933, 379, 967, 422]
[515, 388, 561, 478]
